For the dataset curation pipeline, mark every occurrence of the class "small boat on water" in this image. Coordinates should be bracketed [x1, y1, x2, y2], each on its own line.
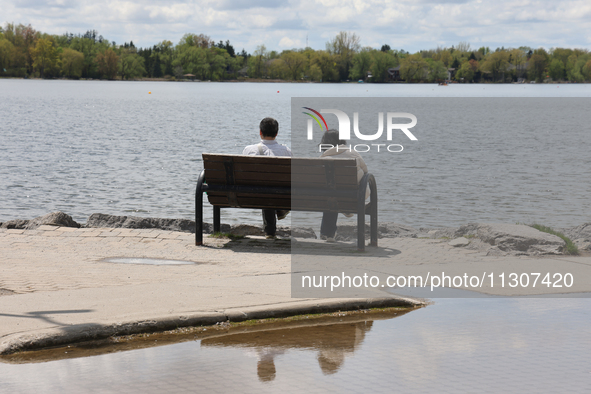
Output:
[438, 81, 448, 86]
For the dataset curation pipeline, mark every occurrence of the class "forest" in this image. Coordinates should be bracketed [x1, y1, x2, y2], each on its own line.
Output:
[1, 23, 590, 83]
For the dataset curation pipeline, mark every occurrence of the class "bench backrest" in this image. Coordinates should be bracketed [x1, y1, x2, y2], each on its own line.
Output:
[202, 153, 360, 212]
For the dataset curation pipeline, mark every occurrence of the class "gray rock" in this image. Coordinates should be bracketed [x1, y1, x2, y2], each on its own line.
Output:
[229, 224, 264, 237]
[574, 239, 591, 251]
[83, 213, 316, 238]
[562, 223, 591, 242]
[283, 227, 317, 239]
[458, 223, 565, 255]
[0, 219, 30, 229]
[0, 212, 80, 230]
[85, 213, 197, 233]
[449, 237, 470, 247]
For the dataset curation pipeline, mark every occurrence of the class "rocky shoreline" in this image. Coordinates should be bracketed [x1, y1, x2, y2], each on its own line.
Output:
[1, 211, 590, 256]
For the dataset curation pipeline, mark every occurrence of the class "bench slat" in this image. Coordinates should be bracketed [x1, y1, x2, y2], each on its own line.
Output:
[203, 161, 357, 177]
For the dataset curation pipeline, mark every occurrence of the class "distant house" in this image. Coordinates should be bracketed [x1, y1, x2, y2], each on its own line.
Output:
[387, 66, 401, 81]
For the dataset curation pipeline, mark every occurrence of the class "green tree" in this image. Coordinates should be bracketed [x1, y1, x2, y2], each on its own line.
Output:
[153, 40, 174, 76]
[60, 48, 84, 78]
[119, 50, 146, 80]
[32, 37, 59, 77]
[583, 59, 591, 81]
[400, 53, 428, 82]
[95, 48, 119, 79]
[326, 31, 360, 81]
[0, 37, 14, 74]
[174, 45, 207, 78]
[527, 48, 549, 82]
[548, 58, 565, 81]
[247, 45, 268, 78]
[370, 50, 397, 82]
[69, 36, 109, 78]
[427, 59, 447, 82]
[349, 49, 372, 80]
[280, 50, 307, 80]
[311, 50, 338, 82]
[480, 50, 510, 81]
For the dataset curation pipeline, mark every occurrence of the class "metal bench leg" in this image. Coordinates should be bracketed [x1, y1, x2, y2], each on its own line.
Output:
[195, 170, 206, 246]
[213, 206, 221, 232]
[357, 201, 365, 252]
[196, 191, 203, 246]
[369, 175, 378, 247]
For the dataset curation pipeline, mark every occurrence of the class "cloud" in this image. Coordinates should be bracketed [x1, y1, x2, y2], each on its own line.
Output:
[1, 0, 590, 52]
[279, 36, 304, 48]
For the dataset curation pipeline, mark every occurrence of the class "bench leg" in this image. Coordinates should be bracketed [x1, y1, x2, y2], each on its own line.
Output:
[370, 201, 378, 247]
[213, 206, 221, 232]
[357, 204, 365, 252]
[196, 189, 203, 246]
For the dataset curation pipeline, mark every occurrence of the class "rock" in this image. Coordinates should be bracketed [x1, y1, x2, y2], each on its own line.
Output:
[0, 219, 30, 229]
[449, 237, 470, 247]
[562, 223, 591, 242]
[457, 223, 565, 255]
[378, 223, 418, 238]
[289, 227, 317, 239]
[425, 227, 457, 239]
[85, 213, 197, 233]
[229, 224, 264, 237]
[83, 213, 316, 238]
[3, 212, 81, 230]
[574, 239, 591, 251]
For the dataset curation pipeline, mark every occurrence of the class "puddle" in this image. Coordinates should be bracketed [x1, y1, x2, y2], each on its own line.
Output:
[102, 257, 198, 265]
[1, 298, 589, 392]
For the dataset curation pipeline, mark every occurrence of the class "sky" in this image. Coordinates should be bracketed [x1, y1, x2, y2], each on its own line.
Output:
[2, 0, 591, 53]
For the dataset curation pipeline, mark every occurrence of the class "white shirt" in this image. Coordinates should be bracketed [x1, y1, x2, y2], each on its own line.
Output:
[242, 140, 292, 157]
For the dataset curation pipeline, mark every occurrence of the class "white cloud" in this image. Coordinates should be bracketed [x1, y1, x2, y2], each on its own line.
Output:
[279, 36, 304, 48]
[1, 0, 590, 52]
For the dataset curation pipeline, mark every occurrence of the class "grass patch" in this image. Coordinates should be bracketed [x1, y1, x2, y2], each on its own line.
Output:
[530, 224, 579, 255]
[208, 232, 245, 240]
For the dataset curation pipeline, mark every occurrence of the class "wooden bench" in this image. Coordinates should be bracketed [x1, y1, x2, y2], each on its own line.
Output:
[195, 153, 378, 250]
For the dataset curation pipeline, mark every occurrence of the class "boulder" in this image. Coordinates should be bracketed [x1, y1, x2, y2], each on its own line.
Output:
[229, 224, 264, 237]
[449, 237, 470, 247]
[0, 212, 80, 230]
[574, 239, 591, 251]
[289, 227, 317, 239]
[83, 213, 316, 238]
[562, 223, 591, 242]
[456, 223, 565, 255]
[0, 219, 30, 229]
[85, 213, 197, 233]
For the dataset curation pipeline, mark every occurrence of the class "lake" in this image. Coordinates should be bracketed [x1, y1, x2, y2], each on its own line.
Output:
[1, 80, 590, 229]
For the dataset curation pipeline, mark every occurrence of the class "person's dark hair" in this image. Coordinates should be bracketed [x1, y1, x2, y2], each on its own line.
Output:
[321, 129, 345, 146]
[260, 117, 279, 138]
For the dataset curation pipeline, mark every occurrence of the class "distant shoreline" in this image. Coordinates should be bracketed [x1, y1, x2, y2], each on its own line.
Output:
[1, 76, 584, 84]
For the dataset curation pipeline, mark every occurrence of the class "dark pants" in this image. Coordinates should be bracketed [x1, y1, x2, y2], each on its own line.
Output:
[262, 209, 277, 236]
[320, 211, 338, 238]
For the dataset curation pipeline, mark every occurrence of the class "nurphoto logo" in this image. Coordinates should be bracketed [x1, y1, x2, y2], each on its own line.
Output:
[302, 107, 418, 153]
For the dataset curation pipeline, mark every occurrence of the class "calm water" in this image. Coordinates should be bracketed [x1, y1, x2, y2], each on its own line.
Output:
[1, 80, 590, 229]
[1, 297, 590, 393]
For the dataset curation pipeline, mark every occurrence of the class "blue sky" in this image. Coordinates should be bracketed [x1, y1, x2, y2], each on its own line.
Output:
[2, 0, 590, 53]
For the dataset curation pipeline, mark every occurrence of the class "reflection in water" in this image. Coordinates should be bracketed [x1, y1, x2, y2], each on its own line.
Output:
[202, 321, 373, 381]
[1, 299, 590, 393]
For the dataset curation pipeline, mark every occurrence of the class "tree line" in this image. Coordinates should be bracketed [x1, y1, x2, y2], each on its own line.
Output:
[1, 23, 590, 83]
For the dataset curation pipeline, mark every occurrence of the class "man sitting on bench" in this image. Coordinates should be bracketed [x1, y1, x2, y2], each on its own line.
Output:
[242, 117, 292, 239]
